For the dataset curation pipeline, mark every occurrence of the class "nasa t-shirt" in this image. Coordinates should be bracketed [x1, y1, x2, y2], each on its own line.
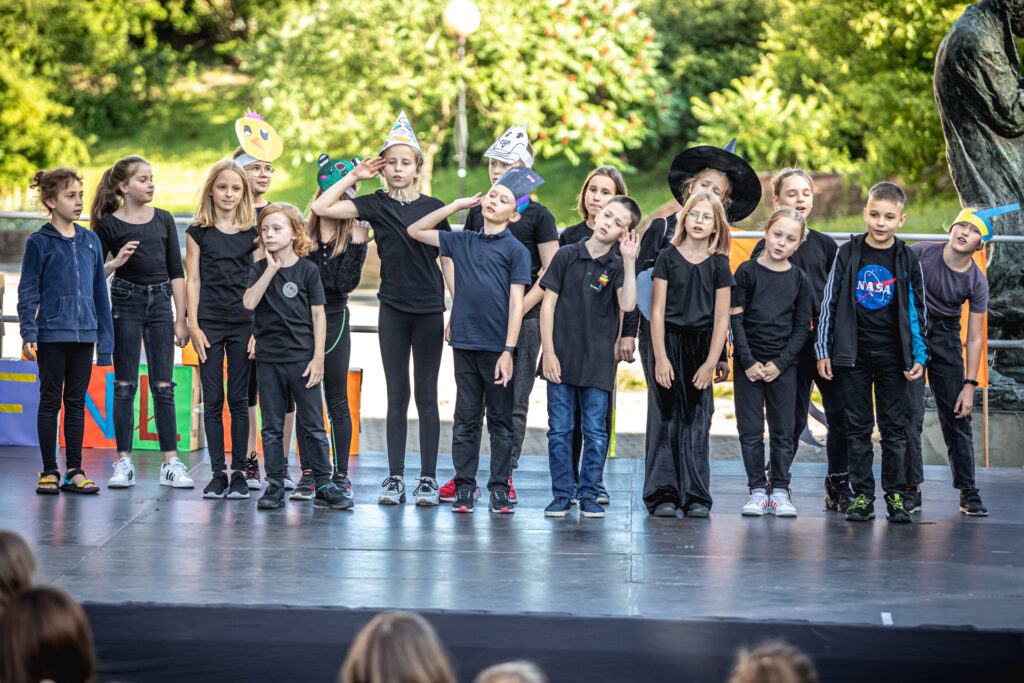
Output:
[854, 242, 899, 349]
[246, 257, 326, 364]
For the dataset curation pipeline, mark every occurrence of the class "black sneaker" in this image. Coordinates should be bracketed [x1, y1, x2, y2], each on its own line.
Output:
[244, 452, 261, 490]
[596, 479, 611, 505]
[903, 486, 922, 514]
[845, 494, 875, 521]
[452, 489, 474, 513]
[257, 483, 285, 510]
[290, 471, 315, 501]
[202, 472, 229, 499]
[314, 482, 354, 510]
[227, 471, 250, 499]
[684, 502, 710, 518]
[824, 474, 854, 513]
[489, 490, 515, 514]
[960, 488, 988, 516]
[332, 474, 352, 496]
[885, 492, 912, 523]
[652, 502, 678, 517]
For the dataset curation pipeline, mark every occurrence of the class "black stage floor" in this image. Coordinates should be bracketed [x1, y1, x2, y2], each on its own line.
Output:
[2, 445, 1022, 681]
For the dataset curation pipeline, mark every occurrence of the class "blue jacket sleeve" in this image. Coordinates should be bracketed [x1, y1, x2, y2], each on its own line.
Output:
[907, 254, 929, 368]
[16, 237, 42, 344]
[92, 236, 114, 365]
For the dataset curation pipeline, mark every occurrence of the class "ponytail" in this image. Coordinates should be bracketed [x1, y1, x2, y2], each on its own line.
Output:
[89, 155, 149, 229]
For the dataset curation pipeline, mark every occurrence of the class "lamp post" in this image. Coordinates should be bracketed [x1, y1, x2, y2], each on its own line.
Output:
[443, 0, 480, 213]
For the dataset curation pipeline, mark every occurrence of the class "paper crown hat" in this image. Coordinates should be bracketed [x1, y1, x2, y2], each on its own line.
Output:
[235, 109, 283, 166]
[667, 138, 761, 223]
[950, 203, 1020, 244]
[485, 123, 534, 167]
[380, 110, 422, 156]
[317, 154, 362, 197]
[495, 166, 545, 213]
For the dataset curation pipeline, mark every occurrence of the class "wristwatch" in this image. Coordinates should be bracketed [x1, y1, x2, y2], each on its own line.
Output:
[503, 345, 516, 354]
[964, 378, 979, 387]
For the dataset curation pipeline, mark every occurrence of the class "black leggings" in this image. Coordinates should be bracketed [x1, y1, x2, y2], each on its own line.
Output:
[197, 319, 251, 473]
[36, 342, 94, 474]
[377, 303, 442, 478]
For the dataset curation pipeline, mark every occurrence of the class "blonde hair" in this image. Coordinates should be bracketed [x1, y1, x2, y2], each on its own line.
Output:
[474, 660, 547, 683]
[771, 168, 814, 199]
[728, 640, 818, 683]
[339, 611, 455, 683]
[0, 530, 36, 607]
[680, 168, 733, 209]
[577, 166, 628, 221]
[257, 203, 314, 258]
[90, 155, 149, 229]
[307, 188, 355, 259]
[764, 206, 808, 243]
[673, 191, 731, 255]
[192, 159, 256, 229]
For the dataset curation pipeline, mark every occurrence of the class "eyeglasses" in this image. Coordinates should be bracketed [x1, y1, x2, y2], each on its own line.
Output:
[687, 211, 714, 224]
[249, 166, 275, 177]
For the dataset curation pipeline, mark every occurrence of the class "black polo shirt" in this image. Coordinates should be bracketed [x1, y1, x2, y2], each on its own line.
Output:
[539, 240, 625, 392]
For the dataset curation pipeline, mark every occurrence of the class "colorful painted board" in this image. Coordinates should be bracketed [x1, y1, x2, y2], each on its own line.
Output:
[0, 360, 40, 446]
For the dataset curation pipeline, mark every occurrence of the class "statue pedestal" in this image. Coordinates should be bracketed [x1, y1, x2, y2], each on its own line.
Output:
[920, 408, 1024, 468]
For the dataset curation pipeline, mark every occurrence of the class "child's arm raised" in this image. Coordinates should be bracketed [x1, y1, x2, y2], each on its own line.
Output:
[305, 304, 326, 388]
[311, 157, 385, 219]
[243, 251, 280, 311]
[185, 234, 209, 363]
[651, 277, 673, 389]
[407, 195, 481, 247]
[694, 286, 730, 390]
[540, 289, 561, 383]
[956, 311, 985, 418]
[496, 283, 526, 386]
[617, 230, 639, 313]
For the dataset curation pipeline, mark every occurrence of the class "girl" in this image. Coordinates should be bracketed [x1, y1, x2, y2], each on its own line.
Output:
[18, 168, 113, 495]
[290, 160, 368, 501]
[185, 160, 258, 500]
[0, 587, 96, 683]
[311, 112, 450, 506]
[243, 203, 350, 510]
[91, 156, 192, 490]
[646, 192, 734, 518]
[0, 530, 36, 607]
[731, 208, 811, 517]
[339, 611, 455, 683]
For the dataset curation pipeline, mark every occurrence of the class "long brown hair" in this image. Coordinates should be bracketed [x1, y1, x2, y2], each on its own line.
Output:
[576, 166, 628, 221]
[90, 155, 149, 229]
[679, 168, 733, 210]
[258, 203, 315, 257]
[192, 159, 256, 229]
[339, 611, 455, 683]
[0, 587, 96, 683]
[307, 187, 355, 259]
[673, 191, 731, 255]
[0, 530, 35, 607]
[30, 168, 82, 215]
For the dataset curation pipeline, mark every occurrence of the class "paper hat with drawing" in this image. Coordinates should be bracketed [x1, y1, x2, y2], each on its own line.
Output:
[494, 166, 545, 213]
[235, 110, 283, 166]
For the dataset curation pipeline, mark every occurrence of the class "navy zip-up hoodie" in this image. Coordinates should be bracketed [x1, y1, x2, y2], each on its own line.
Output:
[17, 223, 114, 365]
[814, 233, 927, 370]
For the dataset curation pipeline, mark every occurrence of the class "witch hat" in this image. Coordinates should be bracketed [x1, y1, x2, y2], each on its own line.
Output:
[667, 138, 761, 223]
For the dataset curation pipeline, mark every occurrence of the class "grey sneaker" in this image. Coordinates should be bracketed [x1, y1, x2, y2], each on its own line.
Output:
[377, 476, 406, 505]
[413, 477, 440, 506]
[289, 471, 315, 501]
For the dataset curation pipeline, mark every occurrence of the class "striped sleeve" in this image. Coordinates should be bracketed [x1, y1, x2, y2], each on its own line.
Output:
[814, 250, 842, 361]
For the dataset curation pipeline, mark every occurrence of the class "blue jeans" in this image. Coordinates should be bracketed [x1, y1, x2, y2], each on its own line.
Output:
[547, 382, 609, 502]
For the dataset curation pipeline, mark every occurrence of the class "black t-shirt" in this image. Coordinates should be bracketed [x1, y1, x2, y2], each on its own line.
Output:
[730, 260, 811, 370]
[854, 242, 899, 348]
[558, 220, 591, 247]
[466, 201, 558, 320]
[304, 240, 368, 315]
[246, 258, 326, 364]
[539, 240, 625, 392]
[95, 209, 184, 285]
[652, 249, 734, 329]
[186, 224, 259, 324]
[752, 228, 837, 318]
[351, 190, 451, 314]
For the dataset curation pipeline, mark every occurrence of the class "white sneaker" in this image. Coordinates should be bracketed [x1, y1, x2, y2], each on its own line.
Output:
[741, 489, 769, 516]
[159, 457, 195, 489]
[107, 457, 136, 488]
[378, 476, 406, 505]
[413, 477, 440, 506]
[770, 490, 798, 517]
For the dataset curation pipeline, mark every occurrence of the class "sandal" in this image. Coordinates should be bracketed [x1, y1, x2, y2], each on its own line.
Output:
[60, 468, 100, 495]
[36, 470, 61, 495]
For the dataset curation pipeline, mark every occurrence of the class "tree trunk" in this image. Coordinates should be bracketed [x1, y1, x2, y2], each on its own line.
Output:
[420, 142, 440, 197]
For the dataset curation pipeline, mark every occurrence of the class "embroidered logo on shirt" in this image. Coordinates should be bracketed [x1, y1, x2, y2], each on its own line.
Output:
[591, 271, 609, 291]
[856, 265, 895, 310]
[282, 282, 298, 298]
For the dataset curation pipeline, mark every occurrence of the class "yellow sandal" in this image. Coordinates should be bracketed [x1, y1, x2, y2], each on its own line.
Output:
[60, 468, 100, 494]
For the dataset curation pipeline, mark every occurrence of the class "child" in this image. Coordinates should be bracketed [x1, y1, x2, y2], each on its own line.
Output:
[231, 109, 296, 490]
[727, 640, 819, 683]
[646, 192, 734, 518]
[18, 168, 113, 496]
[407, 167, 535, 514]
[185, 159, 259, 500]
[441, 124, 559, 503]
[0, 530, 36, 607]
[905, 205, 1009, 516]
[311, 112, 450, 506]
[339, 611, 455, 683]
[540, 196, 640, 518]
[243, 203, 351, 510]
[816, 182, 927, 523]
[91, 156, 192, 490]
[0, 587, 96, 683]
[732, 208, 811, 517]
[290, 155, 369, 502]
[752, 169, 850, 512]
[474, 661, 548, 683]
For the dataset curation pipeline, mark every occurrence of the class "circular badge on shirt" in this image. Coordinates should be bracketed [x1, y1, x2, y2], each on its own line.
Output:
[282, 282, 298, 298]
[855, 265, 895, 310]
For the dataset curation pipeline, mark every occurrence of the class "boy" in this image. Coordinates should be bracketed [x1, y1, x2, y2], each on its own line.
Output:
[815, 182, 927, 523]
[539, 197, 640, 518]
[904, 205, 1013, 516]
[438, 124, 559, 504]
[407, 167, 535, 514]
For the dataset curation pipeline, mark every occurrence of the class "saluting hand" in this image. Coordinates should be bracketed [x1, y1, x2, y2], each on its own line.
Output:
[619, 230, 639, 260]
[353, 157, 385, 180]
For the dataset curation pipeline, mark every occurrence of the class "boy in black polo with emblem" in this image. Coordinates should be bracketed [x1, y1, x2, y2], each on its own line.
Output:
[539, 196, 640, 518]
[407, 167, 535, 514]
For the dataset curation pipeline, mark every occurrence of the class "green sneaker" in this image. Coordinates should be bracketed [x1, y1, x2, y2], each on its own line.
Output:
[885, 492, 912, 523]
[845, 494, 875, 522]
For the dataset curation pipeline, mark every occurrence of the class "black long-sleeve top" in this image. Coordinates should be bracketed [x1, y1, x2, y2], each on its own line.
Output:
[304, 239, 368, 315]
[95, 209, 184, 285]
[730, 260, 811, 372]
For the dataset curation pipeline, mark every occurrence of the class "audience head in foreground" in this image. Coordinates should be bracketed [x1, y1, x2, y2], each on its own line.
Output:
[0, 586, 96, 683]
[474, 660, 548, 683]
[728, 640, 818, 683]
[0, 530, 36, 608]
[340, 611, 455, 683]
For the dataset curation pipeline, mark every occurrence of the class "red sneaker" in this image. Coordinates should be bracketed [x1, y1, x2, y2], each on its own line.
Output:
[508, 475, 518, 504]
[439, 477, 457, 502]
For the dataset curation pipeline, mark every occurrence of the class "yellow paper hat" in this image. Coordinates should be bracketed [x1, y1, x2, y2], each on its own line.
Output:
[235, 109, 283, 164]
[950, 203, 1019, 244]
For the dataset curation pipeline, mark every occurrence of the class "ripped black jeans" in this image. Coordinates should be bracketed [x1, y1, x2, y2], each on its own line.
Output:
[110, 277, 179, 453]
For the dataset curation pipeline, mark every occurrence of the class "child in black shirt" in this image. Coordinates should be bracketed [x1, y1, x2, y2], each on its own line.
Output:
[243, 203, 351, 511]
[816, 182, 927, 523]
[732, 208, 811, 517]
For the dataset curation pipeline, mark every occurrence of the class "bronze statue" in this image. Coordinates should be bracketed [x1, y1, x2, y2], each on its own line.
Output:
[935, 0, 1024, 396]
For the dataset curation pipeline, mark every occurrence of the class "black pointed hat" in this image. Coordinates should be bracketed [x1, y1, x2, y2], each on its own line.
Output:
[667, 138, 761, 223]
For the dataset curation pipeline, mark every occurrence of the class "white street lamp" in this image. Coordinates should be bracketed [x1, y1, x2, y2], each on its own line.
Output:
[444, 0, 480, 207]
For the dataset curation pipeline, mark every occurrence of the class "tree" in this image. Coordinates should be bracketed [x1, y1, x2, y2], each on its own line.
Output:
[243, 0, 671, 193]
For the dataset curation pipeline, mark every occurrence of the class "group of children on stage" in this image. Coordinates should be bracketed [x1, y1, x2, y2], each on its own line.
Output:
[18, 109, 994, 521]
